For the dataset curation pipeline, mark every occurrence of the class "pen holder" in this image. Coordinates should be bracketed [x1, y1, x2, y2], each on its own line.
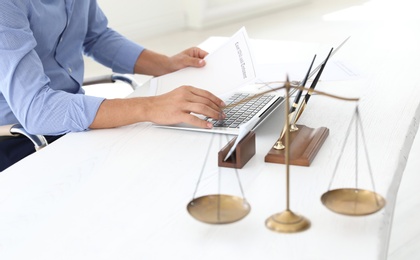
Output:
[265, 125, 329, 166]
[218, 131, 256, 169]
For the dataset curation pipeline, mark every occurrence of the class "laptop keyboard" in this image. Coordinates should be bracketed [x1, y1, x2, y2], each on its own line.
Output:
[206, 93, 276, 129]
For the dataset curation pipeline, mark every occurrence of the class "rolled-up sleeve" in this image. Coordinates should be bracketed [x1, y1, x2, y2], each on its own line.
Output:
[0, 1, 105, 135]
[0, 1, 144, 135]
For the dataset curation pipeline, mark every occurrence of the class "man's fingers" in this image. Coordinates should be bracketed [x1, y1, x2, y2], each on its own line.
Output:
[182, 48, 208, 68]
[150, 85, 225, 129]
[189, 47, 208, 59]
[183, 113, 214, 129]
[182, 86, 226, 120]
[186, 86, 225, 108]
[184, 56, 205, 68]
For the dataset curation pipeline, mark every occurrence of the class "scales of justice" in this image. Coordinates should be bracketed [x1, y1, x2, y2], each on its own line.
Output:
[186, 45, 386, 232]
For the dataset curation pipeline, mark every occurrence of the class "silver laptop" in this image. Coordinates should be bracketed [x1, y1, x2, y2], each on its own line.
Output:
[154, 88, 285, 135]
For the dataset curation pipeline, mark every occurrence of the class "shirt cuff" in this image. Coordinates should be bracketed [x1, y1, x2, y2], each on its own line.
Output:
[63, 94, 105, 133]
[112, 40, 144, 74]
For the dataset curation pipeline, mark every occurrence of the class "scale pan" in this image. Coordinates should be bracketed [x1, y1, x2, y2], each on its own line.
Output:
[187, 194, 251, 224]
[321, 188, 385, 216]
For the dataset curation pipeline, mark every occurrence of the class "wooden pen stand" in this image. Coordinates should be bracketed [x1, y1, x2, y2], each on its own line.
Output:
[265, 124, 329, 167]
[218, 131, 256, 169]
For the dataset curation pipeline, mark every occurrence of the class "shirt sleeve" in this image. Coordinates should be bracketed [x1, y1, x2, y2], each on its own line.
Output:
[83, 1, 145, 74]
[0, 2, 105, 135]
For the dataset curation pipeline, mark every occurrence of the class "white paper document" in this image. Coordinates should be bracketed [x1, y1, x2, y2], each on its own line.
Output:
[149, 27, 257, 97]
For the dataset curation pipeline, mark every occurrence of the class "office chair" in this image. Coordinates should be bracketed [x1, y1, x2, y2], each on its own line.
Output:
[82, 73, 139, 89]
[0, 123, 48, 151]
[0, 73, 139, 151]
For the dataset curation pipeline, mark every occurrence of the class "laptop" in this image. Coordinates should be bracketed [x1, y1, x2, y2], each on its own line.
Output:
[153, 84, 285, 135]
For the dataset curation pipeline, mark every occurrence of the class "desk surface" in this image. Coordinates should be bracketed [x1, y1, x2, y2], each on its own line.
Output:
[1, 11, 420, 260]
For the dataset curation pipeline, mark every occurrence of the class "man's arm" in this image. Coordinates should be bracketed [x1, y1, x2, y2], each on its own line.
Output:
[90, 86, 225, 129]
[0, 2, 106, 135]
[133, 47, 208, 76]
[86, 6, 225, 130]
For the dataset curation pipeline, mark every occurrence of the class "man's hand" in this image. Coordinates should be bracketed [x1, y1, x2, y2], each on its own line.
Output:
[166, 47, 208, 72]
[134, 47, 208, 76]
[145, 85, 225, 128]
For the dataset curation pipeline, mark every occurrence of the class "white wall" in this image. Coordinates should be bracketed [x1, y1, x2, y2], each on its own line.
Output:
[97, 0, 185, 40]
[182, 0, 307, 29]
[97, 0, 305, 40]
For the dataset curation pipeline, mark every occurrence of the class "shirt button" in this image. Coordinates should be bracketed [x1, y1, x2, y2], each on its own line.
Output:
[68, 67, 72, 73]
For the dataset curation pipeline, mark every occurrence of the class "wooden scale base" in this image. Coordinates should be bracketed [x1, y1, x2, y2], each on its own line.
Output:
[265, 124, 329, 167]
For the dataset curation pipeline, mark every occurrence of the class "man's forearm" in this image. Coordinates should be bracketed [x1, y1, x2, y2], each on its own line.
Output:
[89, 97, 151, 129]
[133, 49, 171, 77]
[89, 86, 225, 130]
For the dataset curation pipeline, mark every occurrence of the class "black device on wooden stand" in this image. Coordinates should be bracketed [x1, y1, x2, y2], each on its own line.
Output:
[265, 48, 333, 167]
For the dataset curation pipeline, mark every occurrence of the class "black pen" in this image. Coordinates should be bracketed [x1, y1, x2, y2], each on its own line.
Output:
[292, 47, 333, 124]
[273, 55, 317, 149]
[289, 54, 317, 114]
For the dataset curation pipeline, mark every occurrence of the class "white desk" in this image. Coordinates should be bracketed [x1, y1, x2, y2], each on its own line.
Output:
[1, 15, 420, 260]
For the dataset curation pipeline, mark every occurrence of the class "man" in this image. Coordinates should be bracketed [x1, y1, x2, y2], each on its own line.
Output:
[0, 0, 225, 171]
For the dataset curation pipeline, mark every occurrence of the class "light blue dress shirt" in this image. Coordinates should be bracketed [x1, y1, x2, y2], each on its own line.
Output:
[0, 0, 144, 135]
